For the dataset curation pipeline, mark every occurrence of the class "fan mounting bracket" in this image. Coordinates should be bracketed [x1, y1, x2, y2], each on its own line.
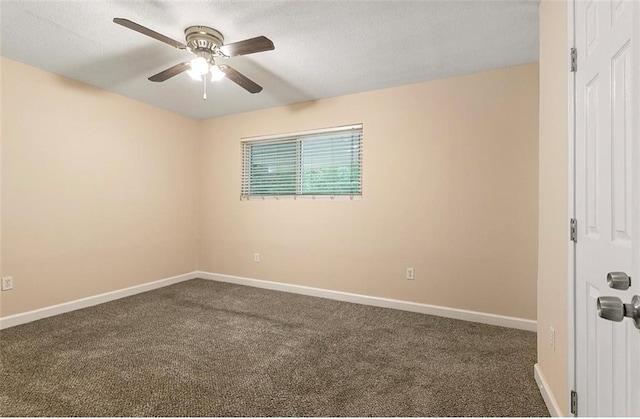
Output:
[185, 26, 224, 54]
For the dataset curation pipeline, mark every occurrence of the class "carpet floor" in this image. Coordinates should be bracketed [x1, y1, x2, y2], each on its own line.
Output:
[0, 279, 549, 417]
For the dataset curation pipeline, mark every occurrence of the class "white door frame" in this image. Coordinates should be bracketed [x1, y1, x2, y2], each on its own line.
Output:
[567, 0, 577, 415]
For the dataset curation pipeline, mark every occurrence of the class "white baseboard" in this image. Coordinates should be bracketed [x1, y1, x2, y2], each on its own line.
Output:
[534, 363, 562, 417]
[197, 271, 537, 332]
[1, 271, 537, 333]
[0, 272, 198, 330]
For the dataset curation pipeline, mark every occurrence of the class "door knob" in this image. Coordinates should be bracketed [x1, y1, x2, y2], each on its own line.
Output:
[607, 272, 631, 290]
[597, 295, 640, 329]
[597, 296, 625, 321]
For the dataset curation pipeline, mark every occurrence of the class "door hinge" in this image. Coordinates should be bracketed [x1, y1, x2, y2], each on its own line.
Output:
[570, 218, 577, 242]
[571, 47, 577, 72]
[571, 390, 578, 415]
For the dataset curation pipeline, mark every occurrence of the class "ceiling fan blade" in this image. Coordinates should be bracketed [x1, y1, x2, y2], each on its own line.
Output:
[149, 62, 191, 82]
[219, 36, 274, 57]
[113, 18, 186, 50]
[219, 65, 263, 93]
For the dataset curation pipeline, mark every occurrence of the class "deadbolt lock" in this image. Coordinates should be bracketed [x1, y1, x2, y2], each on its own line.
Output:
[607, 272, 631, 290]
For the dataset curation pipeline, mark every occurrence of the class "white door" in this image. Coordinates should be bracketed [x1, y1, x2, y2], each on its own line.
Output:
[574, 0, 640, 416]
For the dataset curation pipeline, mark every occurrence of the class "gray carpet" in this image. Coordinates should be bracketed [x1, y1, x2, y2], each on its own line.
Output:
[0, 279, 549, 417]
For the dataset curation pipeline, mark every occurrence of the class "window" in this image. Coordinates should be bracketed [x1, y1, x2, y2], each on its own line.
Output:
[241, 124, 362, 199]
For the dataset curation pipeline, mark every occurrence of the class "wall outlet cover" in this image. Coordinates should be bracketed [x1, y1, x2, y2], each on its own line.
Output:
[2, 277, 14, 291]
[406, 268, 415, 280]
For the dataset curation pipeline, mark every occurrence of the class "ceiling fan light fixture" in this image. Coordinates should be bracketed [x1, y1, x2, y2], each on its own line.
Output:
[210, 65, 226, 81]
[187, 69, 203, 81]
[190, 57, 209, 76]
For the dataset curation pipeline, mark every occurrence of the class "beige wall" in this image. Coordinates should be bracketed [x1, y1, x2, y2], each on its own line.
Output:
[537, 0, 569, 415]
[199, 63, 539, 320]
[0, 57, 200, 317]
[1, 58, 540, 325]
[0, 57, 3, 316]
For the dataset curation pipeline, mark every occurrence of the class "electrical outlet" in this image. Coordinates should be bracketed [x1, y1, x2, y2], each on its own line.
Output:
[2, 276, 14, 291]
[254, 253, 260, 263]
[549, 327, 555, 352]
[406, 268, 415, 280]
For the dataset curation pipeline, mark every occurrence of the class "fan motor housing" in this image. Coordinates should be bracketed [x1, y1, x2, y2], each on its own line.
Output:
[185, 26, 224, 52]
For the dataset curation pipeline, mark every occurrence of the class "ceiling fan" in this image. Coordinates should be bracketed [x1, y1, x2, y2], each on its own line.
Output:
[113, 18, 274, 97]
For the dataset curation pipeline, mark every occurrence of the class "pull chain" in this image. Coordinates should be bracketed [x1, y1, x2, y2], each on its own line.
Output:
[203, 75, 207, 100]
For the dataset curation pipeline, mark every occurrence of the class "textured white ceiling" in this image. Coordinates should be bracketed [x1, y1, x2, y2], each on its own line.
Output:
[0, 0, 539, 120]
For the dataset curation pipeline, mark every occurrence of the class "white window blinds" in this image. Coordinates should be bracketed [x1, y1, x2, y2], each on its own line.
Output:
[241, 124, 363, 199]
